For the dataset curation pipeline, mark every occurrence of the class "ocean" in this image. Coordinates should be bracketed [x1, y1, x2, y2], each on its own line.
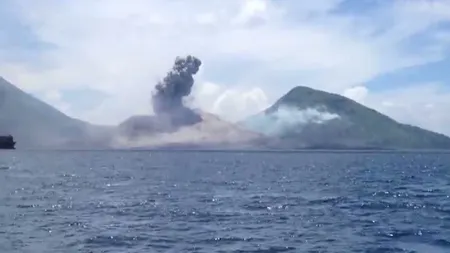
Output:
[0, 151, 449, 253]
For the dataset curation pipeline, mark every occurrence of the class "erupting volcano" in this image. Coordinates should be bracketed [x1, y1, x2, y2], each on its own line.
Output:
[151, 55, 203, 127]
[113, 55, 268, 148]
[117, 55, 207, 139]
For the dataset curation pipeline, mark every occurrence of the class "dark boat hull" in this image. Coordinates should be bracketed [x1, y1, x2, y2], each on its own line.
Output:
[0, 136, 16, 149]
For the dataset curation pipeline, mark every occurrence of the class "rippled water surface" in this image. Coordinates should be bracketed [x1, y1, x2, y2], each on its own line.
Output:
[0, 151, 450, 252]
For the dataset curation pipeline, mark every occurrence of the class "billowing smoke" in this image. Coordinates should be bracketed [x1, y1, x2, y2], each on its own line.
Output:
[118, 55, 204, 139]
[151, 55, 202, 127]
[242, 106, 340, 137]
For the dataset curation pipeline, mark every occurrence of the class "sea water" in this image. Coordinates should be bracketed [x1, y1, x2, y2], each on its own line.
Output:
[0, 151, 449, 252]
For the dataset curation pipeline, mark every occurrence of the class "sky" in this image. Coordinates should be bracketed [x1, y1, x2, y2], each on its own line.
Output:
[1, 0, 450, 135]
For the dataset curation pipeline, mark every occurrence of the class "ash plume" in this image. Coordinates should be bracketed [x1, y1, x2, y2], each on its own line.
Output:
[151, 55, 202, 126]
[118, 56, 204, 140]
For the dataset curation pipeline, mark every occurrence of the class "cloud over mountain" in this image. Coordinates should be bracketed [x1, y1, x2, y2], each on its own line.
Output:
[1, 0, 450, 135]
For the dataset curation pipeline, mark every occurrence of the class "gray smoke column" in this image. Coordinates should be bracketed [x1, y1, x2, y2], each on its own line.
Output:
[150, 55, 203, 128]
[118, 55, 203, 139]
[152, 55, 202, 114]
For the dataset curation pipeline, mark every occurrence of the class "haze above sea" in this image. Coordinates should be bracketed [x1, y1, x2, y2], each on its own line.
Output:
[1, 151, 449, 253]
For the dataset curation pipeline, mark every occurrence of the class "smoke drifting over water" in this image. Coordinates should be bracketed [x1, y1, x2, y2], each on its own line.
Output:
[151, 55, 202, 127]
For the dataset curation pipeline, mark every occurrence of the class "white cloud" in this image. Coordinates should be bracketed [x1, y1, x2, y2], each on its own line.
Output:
[40, 89, 72, 116]
[343, 86, 369, 103]
[191, 82, 270, 122]
[339, 83, 450, 136]
[0, 0, 450, 134]
[212, 86, 269, 122]
[363, 83, 450, 136]
[233, 0, 270, 24]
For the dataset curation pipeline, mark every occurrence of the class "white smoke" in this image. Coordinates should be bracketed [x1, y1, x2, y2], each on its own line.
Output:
[242, 105, 340, 136]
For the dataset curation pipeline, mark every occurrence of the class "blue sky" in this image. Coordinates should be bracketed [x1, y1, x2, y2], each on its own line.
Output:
[1, 0, 450, 135]
[367, 57, 450, 91]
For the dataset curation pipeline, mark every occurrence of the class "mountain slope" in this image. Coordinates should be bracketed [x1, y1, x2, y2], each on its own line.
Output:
[242, 86, 450, 149]
[3, 76, 449, 150]
[0, 77, 267, 149]
[112, 111, 270, 149]
[0, 77, 112, 149]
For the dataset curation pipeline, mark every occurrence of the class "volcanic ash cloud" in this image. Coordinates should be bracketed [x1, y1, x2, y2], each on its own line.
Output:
[151, 55, 202, 127]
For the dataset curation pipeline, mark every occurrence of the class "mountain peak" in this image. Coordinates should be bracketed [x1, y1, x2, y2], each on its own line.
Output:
[241, 85, 450, 149]
[2, 78, 450, 150]
[0, 77, 112, 149]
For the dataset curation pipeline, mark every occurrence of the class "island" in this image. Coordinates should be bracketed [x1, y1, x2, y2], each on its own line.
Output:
[2, 54, 450, 150]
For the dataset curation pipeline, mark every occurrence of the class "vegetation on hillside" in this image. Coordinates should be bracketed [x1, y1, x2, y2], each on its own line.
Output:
[244, 86, 450, 149]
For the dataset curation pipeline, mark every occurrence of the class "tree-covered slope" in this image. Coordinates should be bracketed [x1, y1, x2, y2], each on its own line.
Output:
[242, 86, 450, 149]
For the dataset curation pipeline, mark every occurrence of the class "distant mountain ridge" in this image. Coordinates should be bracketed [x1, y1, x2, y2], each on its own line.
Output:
[0, 77, 266, 149]
[1, 77, 450, 150]
[0, 77, 112, 149]
[112, 111, 267, 149]
[241, 86, 450, 149]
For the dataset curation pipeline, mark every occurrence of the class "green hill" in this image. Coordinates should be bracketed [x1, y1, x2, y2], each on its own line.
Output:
[242, 86, 450, 149]
[0, 77, 112, 149]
